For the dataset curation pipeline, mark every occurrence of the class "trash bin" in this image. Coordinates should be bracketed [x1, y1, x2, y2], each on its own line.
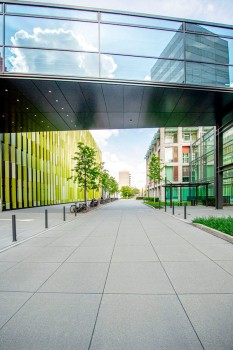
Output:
[191, 199, 196, 206]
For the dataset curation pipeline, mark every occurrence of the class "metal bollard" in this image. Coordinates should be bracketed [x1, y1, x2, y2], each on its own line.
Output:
[172, 202, 175, 215]
[12, 215, 17, 242]
[45, 209, 48, 228]
[184, 203, 187, 220]
[165, 200, 167, 212]
[63, 206, 66, 221]
[159, 200, 160, 209]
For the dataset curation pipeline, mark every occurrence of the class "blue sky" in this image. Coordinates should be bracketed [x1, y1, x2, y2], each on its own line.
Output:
[13, 0, 233, 187]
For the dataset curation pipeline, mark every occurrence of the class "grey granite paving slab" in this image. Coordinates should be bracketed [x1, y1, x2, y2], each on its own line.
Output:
[20, 237, 57, 247]
[105, 262, 174, 294]
[0, 246, 41, 262]
[216, 260, 233, 275]
[0, 293, 101, 350]
[67, 246, 113, 262]
[163, 261, 233, 294]
[39, 262, 108, 293]
[0, 262, 17, 274]
[112, 245, 159, 262]
[0, 292, 32, 328]
[115, 236, 150, 246]
[80, 235, 116, 247]
[180, 294, 233, 350]
[90, 294, 203, 350]
[49, 235, 86, 247]
[24, 246, 77, 262]
[197, 243, 233, 260]
[0, 262, 60, 292]
[155, 244, 209, 262]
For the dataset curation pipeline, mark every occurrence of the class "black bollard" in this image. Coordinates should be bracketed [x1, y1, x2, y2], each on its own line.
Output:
[165, 200, 167, 212]
[172, 202, 175, 215]
[12, 215, 17, 242]
[184, 203, 187, 220]
[63, 206, 66, 221]
[45, 209, 48, 228]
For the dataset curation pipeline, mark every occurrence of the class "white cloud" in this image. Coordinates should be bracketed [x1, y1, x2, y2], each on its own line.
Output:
[90, 130, 119, 147]
[9, 27, 117, 77]
[101, 150, 146, 189]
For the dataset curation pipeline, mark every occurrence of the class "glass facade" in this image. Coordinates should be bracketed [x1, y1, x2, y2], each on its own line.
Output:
[0, 1, 232, 87]
[0, 130, 101, 210]
[191, 125, 233, 203]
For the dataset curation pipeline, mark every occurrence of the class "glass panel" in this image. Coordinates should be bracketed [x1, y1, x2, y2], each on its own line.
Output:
[186, 33, 233, 65]
[186, 61, 232, 87]
[101, 54, 184, 82]
[101, 13, 183, 30]
[0, 16, 2, 45]
[186, 23, 233, 38]
[6, 4, 97, 21]
[0, 47, 3, 72]
[5, 48, 99, 77]
[5, 16, 98, 52]
[0, 4, 2, 13]
[165, 148, 173, 162]
[101, 24, 184, 59]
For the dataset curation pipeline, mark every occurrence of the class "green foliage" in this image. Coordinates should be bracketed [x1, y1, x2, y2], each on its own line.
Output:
[148, 155, 165, 201]
[120, 186, 139, 198]
[100, 164, 118, 196]
[68, 142, 100, 202]
[144, 200, 163, 208]
[192, 216, 233, 236]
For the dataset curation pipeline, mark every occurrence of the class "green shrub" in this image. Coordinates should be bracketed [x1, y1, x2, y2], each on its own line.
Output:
[193, 216, 233, 236]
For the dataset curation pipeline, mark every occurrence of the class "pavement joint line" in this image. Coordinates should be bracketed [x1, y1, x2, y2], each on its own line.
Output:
[87, 209, 123, 350]
[138, 212, 206, 350]
[0, 216, 79, 254]
[150, 210, 233, 280]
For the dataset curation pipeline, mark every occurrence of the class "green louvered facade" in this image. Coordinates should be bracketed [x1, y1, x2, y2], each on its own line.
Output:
[0, 131, 101, 210]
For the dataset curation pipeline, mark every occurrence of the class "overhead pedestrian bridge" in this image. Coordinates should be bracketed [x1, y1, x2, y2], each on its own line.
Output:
[0, 1, 233, 132]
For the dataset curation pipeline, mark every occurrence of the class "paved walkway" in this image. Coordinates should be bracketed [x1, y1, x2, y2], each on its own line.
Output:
[0, 200, 233, 349]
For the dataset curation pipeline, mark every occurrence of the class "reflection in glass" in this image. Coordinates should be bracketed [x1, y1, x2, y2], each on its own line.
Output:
[5, 16, 99, 51]
[0, 4, 2, 13]
[101, 54, 184, 83]
[0, 48, 3, 72]
[186, 22, 233, 38]
[101, 24, 183, 58]
[0, 16, 2, 45]
[186, 33, 231, 64]
[101, 13, 182, 30]
[186, 61, 230, 87]
[5, 48, 99, 77]
[6, 5, 97, 21]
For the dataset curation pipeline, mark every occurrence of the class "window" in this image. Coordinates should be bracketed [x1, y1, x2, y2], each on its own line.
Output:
[182, 153, 189, 163]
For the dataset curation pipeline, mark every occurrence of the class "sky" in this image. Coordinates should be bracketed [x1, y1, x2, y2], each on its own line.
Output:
[13, 0, 233, 188]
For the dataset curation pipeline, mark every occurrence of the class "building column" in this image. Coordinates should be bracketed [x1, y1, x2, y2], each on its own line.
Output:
[215, 125, 223, 209]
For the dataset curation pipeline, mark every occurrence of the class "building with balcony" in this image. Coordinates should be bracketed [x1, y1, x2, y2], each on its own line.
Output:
[145, 127, 211, 201]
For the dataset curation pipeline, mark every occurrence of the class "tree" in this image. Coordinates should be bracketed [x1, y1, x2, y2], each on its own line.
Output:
[108, 176, 119, 197]
[68, 142, 100, 203]
[148, 155, 165, 202]
[120, 186, 133, 198]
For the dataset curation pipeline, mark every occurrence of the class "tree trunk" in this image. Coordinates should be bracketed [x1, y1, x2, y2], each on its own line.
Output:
[153, 180, 156, 202]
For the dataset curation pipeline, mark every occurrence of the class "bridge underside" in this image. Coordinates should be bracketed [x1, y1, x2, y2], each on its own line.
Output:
[1, 77, 233, 132]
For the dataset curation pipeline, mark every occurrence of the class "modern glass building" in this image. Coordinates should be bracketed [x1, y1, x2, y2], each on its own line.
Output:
[0, 130, 101, 210]
[0, 1, 233, 208]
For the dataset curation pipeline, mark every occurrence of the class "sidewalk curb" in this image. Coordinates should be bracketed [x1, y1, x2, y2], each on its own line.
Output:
[192, 223, 233, 244]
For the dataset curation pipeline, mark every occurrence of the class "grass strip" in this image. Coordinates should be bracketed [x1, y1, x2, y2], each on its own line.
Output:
[192, 216, 233, 236]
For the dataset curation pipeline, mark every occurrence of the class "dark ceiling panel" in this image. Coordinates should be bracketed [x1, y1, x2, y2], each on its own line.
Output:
[124, 113, 140, 128]
[108, 112, 124, 128]
[1, 77, 233, 132]
[140, 86, 164, 113]
[79, 83, 107, 112]
[102, 84, 124, 112]
[124, 86, 144, 112]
